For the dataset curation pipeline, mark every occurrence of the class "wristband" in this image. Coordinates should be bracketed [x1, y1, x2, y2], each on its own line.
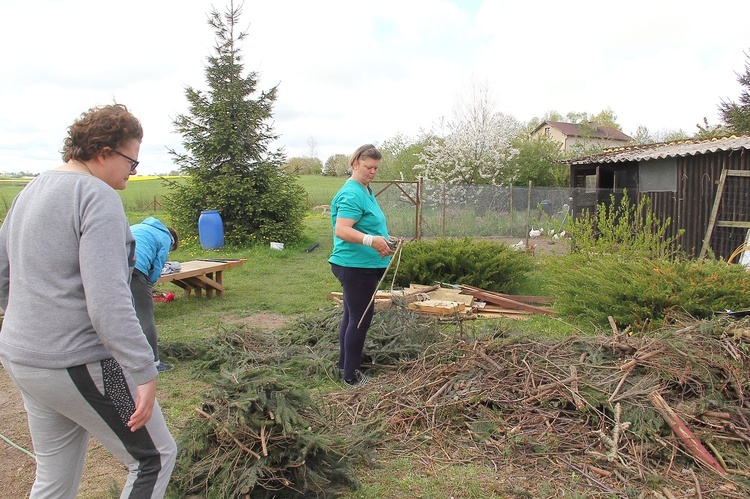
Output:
[362, 234, 373, 247]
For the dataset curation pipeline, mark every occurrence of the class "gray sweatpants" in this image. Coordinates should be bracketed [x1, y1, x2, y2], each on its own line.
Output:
[1, 357, 177, 499]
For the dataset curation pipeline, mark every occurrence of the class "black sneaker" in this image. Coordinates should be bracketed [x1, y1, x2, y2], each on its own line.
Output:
[155, 361, 173, 372]
[343, 370, 369, 388]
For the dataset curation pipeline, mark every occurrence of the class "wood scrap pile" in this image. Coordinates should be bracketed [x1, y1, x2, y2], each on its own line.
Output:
[328, 283, 556, 319]
[323, 316, 750, 497]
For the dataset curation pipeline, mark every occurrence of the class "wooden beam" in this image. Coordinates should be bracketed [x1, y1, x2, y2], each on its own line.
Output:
[459, 285, 557, 315]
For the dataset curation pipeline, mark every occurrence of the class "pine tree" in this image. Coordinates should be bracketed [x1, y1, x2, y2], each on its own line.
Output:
[718, 50, 750, 135]
[165, 1, 306, 245]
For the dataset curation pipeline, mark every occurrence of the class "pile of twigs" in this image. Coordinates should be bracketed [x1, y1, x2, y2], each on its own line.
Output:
[169, 325, 364, 498]
[324, 316, 750, 497]
[167, 308, 750, 497]
[168, 309, 446, 498]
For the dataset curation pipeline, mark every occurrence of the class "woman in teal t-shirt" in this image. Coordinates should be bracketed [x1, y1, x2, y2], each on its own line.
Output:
[329, 144, 395, 388]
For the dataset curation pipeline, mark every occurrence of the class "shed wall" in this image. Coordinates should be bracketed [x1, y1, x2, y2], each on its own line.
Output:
[641, 148, 749, 259]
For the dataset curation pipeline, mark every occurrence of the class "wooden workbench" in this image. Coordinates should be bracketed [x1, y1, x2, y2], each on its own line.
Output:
[156, 259, 246, 298]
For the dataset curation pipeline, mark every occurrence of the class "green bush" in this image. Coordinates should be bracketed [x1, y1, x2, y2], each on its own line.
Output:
[392, 238, 533, 292]
[568, 192, 684, 259]
[541, 191, 749, 330]
[543, 254, 750, 330]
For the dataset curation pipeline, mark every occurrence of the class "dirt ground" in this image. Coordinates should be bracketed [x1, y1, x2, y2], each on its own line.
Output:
[494, 233, 570, 256]
[0, 238, 564, 498]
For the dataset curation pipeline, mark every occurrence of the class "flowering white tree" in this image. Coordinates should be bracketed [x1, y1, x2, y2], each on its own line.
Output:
[416, 83, 522, 185]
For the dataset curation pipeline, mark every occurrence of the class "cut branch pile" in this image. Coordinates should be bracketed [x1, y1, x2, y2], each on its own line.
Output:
[169, 326, 365, 498]
[168, 310, 750, 497]
[324, 316, 750, 497]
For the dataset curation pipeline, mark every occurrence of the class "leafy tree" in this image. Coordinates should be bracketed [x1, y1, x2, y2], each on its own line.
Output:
[416, 82, 521, 185]
[524, 110, 564, 134]
[694, 117, 732, 140]
[528, 108, 623, 134]
[323, 154, 349, 176]
[631, 126, 689, 145]
[566, 108, 622, 131]
[718, 49, 750, 134]
[165, 1, 306, 245]
[282, 156, 322, 175]
[506, 135, 566, 186]
[378, 132, 430, 181]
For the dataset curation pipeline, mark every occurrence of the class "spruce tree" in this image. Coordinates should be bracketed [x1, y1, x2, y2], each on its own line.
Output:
[165, 1, 306, 245]
[719, 50, 750, 135]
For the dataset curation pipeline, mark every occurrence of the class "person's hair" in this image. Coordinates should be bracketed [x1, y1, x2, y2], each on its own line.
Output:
[348, 144, 382, 167]
[61, 104, 143, 162]
[168, 227, 179, 252]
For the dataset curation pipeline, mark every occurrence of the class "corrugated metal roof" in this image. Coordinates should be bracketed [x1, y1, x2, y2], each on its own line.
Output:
[567, 135, 750, 165]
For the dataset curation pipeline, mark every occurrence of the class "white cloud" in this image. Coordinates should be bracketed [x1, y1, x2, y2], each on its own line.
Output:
[1, 0, 749, 175]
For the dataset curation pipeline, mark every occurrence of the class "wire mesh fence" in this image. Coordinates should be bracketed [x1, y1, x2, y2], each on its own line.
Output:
[373, 180, 573, 240]
[373, 179, 749, 262]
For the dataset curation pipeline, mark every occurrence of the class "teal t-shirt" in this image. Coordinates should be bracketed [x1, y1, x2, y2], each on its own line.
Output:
[329, 179, 391, 269]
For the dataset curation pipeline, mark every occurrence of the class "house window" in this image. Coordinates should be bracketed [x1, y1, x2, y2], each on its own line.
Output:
[639, 158, 677, 192]
[544, 127, 551, 137]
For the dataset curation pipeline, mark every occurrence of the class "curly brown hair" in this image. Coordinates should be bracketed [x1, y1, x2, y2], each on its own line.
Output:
[61, 104, 143, 162]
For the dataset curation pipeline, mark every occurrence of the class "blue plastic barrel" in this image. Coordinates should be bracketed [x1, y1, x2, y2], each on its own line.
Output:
[198, 210, 224, 249]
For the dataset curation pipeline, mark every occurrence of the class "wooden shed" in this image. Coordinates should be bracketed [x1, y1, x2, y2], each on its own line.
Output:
[566, 135, 750, 259]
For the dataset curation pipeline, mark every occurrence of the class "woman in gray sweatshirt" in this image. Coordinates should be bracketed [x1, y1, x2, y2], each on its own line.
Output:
[0, 104, 176, 498]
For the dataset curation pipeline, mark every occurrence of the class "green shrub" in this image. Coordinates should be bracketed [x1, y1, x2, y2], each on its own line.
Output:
[543, 254, 750, 330]
[542, 191, 750, 330]
[568, 192, 684, 259]
[393, 238, 533, 292]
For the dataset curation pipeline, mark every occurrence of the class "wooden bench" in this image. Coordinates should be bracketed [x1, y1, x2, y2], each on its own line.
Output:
[156, 259, 246, 298]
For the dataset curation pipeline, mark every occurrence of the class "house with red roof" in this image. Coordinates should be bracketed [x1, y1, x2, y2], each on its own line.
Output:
[530, 121, 632, 153]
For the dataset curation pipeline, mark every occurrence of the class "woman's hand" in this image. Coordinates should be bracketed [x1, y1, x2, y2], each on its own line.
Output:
[372, 236, 393, 257]
[127, 378, 157, 432]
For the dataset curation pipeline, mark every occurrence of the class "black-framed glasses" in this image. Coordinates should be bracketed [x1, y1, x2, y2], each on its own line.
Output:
[112, 150, 139, 171]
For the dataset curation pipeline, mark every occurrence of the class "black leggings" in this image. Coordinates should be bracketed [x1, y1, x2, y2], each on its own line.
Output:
[330, 264, 386, 380]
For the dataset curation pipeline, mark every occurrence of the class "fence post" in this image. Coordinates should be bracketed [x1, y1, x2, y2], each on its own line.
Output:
[441, 183, 446, 237]
[141, 196, 162, 212]
[416, 176, 423, 241]
[525, 181, 532, 249]
[509, 186, 513, 237]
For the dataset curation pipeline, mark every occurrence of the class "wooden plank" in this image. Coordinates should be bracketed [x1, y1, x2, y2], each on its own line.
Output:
[459, 284, 557, 315]
[478, 305, 532, 315]
[427, 288, 474, 305]
[157, 259, 245, 298]
[490, 292, 555, 305]
[408, 300, 464, 315]
[716, 221, 750, 229]
[156, 259, 245, 283]
[476, 312, 530, 320]
[700, 168, 728, 259]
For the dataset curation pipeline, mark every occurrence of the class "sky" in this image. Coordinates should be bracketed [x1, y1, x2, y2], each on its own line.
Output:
[1, 0, 748, 176]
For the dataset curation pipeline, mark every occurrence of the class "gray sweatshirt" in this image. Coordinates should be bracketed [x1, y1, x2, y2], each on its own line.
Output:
[0, 171, 157, 384]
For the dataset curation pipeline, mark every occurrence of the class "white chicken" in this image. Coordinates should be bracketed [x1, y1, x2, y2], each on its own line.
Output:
[528, 227, 543, 238]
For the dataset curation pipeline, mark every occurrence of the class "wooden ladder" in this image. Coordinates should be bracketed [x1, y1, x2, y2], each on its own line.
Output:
[699, 168, 750, 258]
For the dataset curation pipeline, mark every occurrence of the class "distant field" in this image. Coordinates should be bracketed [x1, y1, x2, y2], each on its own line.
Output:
[0, 174, 345, 220]
[296, 175, 346, 207]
